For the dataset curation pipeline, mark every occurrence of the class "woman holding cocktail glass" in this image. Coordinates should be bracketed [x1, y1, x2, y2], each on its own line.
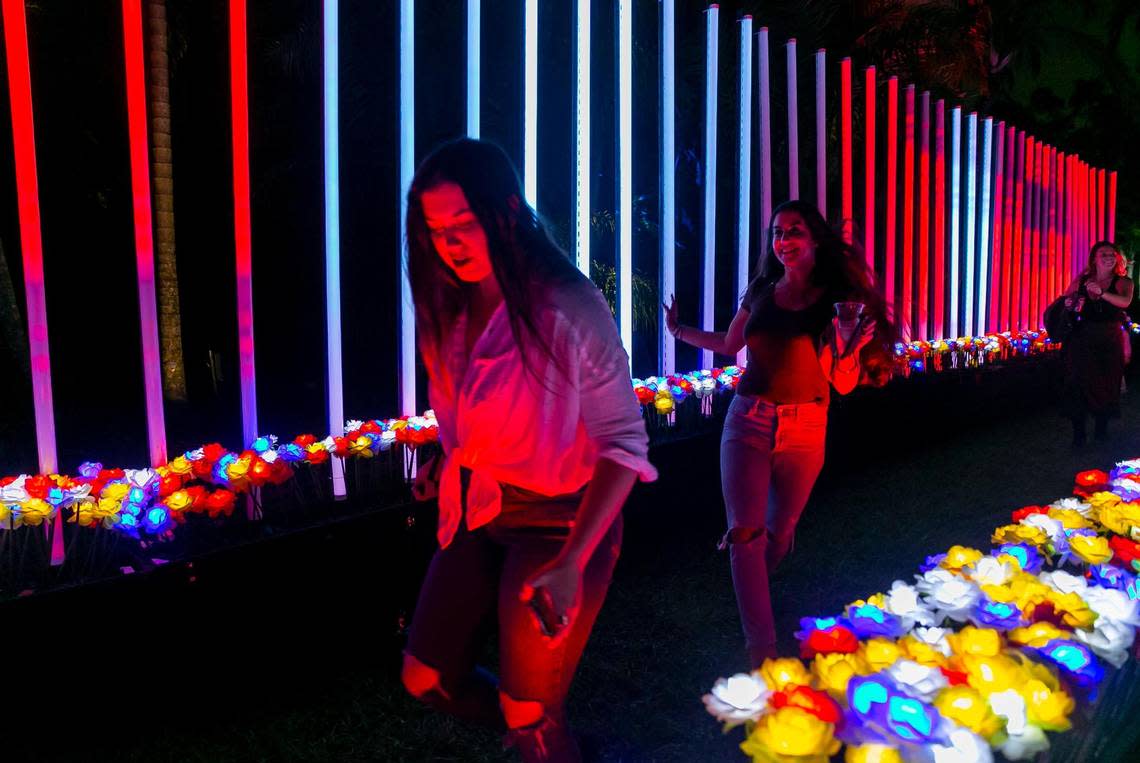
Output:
[663, 200, 895, 667]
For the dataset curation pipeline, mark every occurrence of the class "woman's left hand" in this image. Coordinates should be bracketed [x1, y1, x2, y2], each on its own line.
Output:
[833, 316, 876, 359]
[520, 557, 583, 645]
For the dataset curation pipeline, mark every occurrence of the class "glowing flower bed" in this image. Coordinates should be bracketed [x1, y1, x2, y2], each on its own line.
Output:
[704, 460, 1140, 762]
[894, 329, 1058, 375]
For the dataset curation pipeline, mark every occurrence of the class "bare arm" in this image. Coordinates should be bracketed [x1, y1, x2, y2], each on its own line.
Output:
[1101, 278, 1135, 309]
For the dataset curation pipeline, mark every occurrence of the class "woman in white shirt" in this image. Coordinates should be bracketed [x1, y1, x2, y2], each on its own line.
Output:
[399, 138, 656, 762]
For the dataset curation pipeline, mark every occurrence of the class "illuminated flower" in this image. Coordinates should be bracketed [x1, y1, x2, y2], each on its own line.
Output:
[846, 604, 906, 639]
[703, 673, 771, 728]
[1019, 514, 1065, 545]
[885, 659, 947, 702]
[859, 638, 904, 673]
[1020, 679, 1075, 731]
[933, 686, 1004, 740]
[955, 653, 1023, 696]
[1045, 591, 1097, 631]
[846, 674, 946, 746]
[143, 504, 174, 535]
[19, 498, 55, 526]
[965, 557, 1013, 587]
[883, 581, 937, 629]
[1074, 470, 1109, 492]
[993, 544, 1043, 574]
[1010, 505, 1048, 523]
[1046, 507, 1093, 530]
[205, 489, 237, 518]
[969, 596, 1024, 631]
[899, 635, 949, 668]
[941, 546, 984, 572]
[926, 726, 993, 763]
[1087, 490, 1122, 514]
[811, 651, 870, 701]
[769, 685, 842, 724]
[1007, 622, 1071, 648]
[758, 658, 812, 693]
[947, 627, 1003, 657]
[740, 706, 840, 763]
[68, 499, 97, 527]
[653, 389, 675, 415]
[999, 724, 1050, 761]
[916, 568, 981, 623]
[991, 524, 1047, 548]
[1068, 534, 1112, 565]
[799, 623, 860, 658]
[1074, 620, 1135, 668]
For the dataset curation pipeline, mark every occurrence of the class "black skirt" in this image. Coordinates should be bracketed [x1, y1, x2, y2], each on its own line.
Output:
[1063, 320, 1125, 417]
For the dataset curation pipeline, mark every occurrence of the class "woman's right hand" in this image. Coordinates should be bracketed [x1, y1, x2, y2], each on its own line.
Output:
[411, 453, 441, 501]
[662, 294, 679, 336]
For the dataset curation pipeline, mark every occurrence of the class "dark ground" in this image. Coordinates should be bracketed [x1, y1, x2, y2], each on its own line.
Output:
[8, 358, 1140, 762]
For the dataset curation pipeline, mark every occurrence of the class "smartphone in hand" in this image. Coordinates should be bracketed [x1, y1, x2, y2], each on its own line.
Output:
[527, 586, 564, 638]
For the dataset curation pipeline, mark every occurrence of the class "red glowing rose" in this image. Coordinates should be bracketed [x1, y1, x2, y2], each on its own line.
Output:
[1109, 536, 1140, 567]
[294, 434, 317, 447]
[0, 476, 15, 488]
[1075, 470, 1109, 490]
[305, 448, 329, 465]
[23, 475, 53, 499]
[940, 666, 969, 686]
[361, 420, 382, 435]
[1011, 505, 1049, 523]
[249, 458, 272, 487]
[269, 461, 293, 485]
[159, 473, 183, 497]
[191, 458, 213, 480]
[186, 485, 208, 511]
[770, 684, 842, 724]
[800, 625, 859, 658]
[205, 489, 236, 518]
[332, 436, 351, 457]
[635, 386, 655, 405]
[202, 443, 227, 464]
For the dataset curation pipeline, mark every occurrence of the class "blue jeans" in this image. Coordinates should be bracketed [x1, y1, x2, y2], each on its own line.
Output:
[720, 394, 827, 666]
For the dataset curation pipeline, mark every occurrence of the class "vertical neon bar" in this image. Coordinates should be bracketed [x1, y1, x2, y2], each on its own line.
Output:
[902, 84, 915, 338]
[1108, 170, 1117, 241]
[229, 0, 257, 449]
[1001, 126, 1016, 329]
[122, 0, 168, 466]
[815, 49, 826, 216]
[575, 0, 591, 276]
[658, 0, 672, 372]
[467, 0, 480, 137]
[841, 57, 852, 241]
[700, 4, 718, 370]
[1097, 168, 1106, 240]
[523, 0, 537, 208]
[327, 0, 347, 494]
[758, 28, 772, 254]
[933, 99, 945, 338]
[884, 77, 897, 308]
[3, 0, 62, 563]
[977, 116, 993, 335]
[1064, 154, 1073, 282]
[1013, 132, 1026, 329]
[1029, 141, 1041, 327]
[963, 112, 976, 337]
[1057, 151, 1067, 292]
[918, 91, 930, 338]
[786, 38, 798, 200]
[736, 17, 752, 367]
[1089, 164, 1097, 248]
[988, 120, 1004, 331]
[617, 0, 632, 363]
[949, 107, 961, 338]
[863, 66, 875, 271]
[1046, 147, 1057, 299]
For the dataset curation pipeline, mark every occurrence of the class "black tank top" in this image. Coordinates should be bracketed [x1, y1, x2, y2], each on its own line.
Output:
[736, 282, 833, 403]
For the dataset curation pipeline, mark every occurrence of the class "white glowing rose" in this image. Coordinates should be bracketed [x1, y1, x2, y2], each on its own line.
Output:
[1039, 569, 1088, 596]
[988, 689, 1027, 735]
[185, 447, 205, 461]
[999, 725, 1050, 761]
[930, 728, 993, 763]
[967, 557, 1013, 587]
[917, 568, 980, 623]
[1075, 620, 1135, 668]
[261, 450, 279, 464]
[1082, 586, 1140, 627]
[886, 580, 937, 628]
[380, 430, 397, 449]
[912, 626, 953, 656]
[1, 475, 29, 504]
[125, 468, 160, 490]
[1020, 514, 1064, 542]
[320, 436, 337, 451]
[1110, 479, 1140, 503]
[63, 483, 92, 507]
[345, 419, 364, 431]
[1048, 496, 1092, 516]
[886, 659, 947, 702]
[702, 673, 771, 729]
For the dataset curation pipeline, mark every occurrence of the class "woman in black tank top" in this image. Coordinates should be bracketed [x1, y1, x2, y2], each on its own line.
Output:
[1060, 241, 1135, 444]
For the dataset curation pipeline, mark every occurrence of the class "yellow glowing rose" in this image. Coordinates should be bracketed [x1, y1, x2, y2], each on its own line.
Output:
[166, 490, 193, 512]
[1047, 591, 1098, 631]
[812, 652, 870, 700]
[947, 627, 1004, 657]
[69, 499, 97, 527]
[0, 503, 12, 526]
[349, 435, 375, 458]
[898, 636, 949, 668]
[758, 658, 812, 692]
[980, 583, 1016, 604]
[653, 392, 675, 415]
[101, 483, 130, 502]
[849, 593, 887, 610]
[1005, 573, 1053, 614]
[741, 706, 840, 763]
[1007, 622, 1071, 648]
[1087, 490, 1122, 512]
[225, 456, 251, 481]
[934, 685, 1005, 741]
[19, 498, 53, 526]
[859, 638, 903, 673]
[941, 545, 984, 572]
[993, 552, 1024, 572]
[168, 455, 193, 475]
[94, 496, 123, 519]
[1069, 534, 1113, 565]
[1046, 508, 1093, 530]
[1094, 502, 1131, 535]
[1021, 679, 1074, 731]
[991, 524, 1048, 548]
[956, 653, 1022, 695]
[844, 744, 903, 763]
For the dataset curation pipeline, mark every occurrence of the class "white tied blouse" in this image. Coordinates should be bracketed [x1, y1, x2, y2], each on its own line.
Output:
[427, 274, 657, 548]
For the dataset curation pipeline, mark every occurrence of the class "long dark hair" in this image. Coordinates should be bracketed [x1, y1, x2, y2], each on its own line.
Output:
[1083, 240, 1128, 279]
[749, 199, 898, 386]
[405, 138, 578, 383]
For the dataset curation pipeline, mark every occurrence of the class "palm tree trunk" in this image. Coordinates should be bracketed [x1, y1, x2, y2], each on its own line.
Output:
[146, 0, 187, 401]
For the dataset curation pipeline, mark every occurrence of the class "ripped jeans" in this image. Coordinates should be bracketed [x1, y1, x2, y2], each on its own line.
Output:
[720, 394, 827, 667]
[404, 483, 622, 762]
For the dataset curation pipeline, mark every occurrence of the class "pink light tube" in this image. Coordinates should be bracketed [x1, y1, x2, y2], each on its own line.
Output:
[841, 57, 852, 240]
[933, 99, 945, 338]
[786, 38, 798, 200]
[989, 120, 1005, 332]
[1108, 170, 1118, 241]
[815, 49, 826, 216]
[230, 0, 258, 449]
[1029, 140, 1041, 327]
[918, 92, 930, 339]
[1043, 146, 1054, 308]
[1001, 125, 1016, 329]
[122, 0, 168, 467]
[884, 76, 897, 306]
[864, 66, 875, 271]
[902, 84, 915, 338]
[3, 0, 63, 564]
[1016, 133, 1029, 330]
[1098, 168, 1106, 240]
